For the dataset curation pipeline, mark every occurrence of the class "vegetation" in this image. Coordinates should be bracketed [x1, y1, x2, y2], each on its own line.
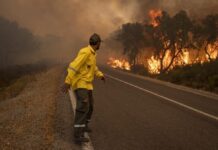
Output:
[115, 23, 145, 69]
[111, 10, 218, 73]
[0, 16, 40, 68]
[108, 10, 218, 93]
[145, 10, 193, 74]
[158, 59, 218, 93]
[0, 63, 49, 100]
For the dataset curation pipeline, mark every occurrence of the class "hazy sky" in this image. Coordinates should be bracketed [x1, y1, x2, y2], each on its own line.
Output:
[0, 0, 217, 40]
[0, 0, 217, 65]
[0, 0, 139, 39]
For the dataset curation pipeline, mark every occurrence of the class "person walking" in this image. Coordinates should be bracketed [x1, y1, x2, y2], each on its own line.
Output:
[62, 33, 105, 143]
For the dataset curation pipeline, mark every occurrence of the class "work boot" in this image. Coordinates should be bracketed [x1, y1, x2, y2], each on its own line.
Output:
[74, 136, 89, 144]
[74, 127, 89, 144]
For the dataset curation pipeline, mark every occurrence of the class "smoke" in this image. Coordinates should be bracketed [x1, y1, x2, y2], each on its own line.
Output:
[160, 0, 218, 17]
[136, 0, 218, 20]
[0, 0, 139, 38]
[0, 0, 217, 67]
[0, 0, 141, 66]
[0, 0, 217, 39]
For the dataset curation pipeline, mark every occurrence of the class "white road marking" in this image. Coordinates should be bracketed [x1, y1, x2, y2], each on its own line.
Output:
[68, 89, 94, 150]
[113, 69, 218, 100]
[106, 74, 218, 121]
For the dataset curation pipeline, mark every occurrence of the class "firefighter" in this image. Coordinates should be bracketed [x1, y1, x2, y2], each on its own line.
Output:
[62, 33, 105, 143]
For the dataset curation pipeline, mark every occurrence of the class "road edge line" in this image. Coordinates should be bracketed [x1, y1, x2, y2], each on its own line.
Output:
[106, 74, 218, 122]
[111, 68, 218, 101]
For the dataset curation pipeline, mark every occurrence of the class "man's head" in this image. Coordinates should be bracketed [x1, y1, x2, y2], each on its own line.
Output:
[89, 33, 102, 51]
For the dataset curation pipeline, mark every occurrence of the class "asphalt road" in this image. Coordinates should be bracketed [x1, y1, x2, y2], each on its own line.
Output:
[89, 67, 218, 150]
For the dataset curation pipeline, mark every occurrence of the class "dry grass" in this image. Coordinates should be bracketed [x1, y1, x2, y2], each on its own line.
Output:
[0, 66, 63, 149]
[0, 75, 36, 101]
[0, 63, 48, 101]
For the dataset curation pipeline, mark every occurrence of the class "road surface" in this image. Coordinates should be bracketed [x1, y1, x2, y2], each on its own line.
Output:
[87, 67, 218, 150]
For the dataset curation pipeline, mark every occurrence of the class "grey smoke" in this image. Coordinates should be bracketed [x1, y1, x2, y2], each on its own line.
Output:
[0, 0, 217, 66]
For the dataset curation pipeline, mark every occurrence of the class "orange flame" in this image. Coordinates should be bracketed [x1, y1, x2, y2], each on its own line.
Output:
[107, 43, 218, 74]
[147, 56, 160, 74]
[206, 42, 218, 60]
[147, 50, 192, 74]
[107, 57, 131, 71]
[149, 9, 162, 27]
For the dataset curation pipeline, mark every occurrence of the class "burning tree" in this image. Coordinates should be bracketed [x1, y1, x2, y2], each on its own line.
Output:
[115, 23, 145, 70]
[145, 10, 193, 74]
[192, 14, 218, 62]
[107, 10, 218, 75]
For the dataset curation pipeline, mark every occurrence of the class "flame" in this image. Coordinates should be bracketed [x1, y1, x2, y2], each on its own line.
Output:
[108, 45, 217, 74]
[107, 57, 131, 71]
[149, 9, 162, 27]
[206, 42, 218, 60]
[107, 10, 218, 74]
[147, 56, 160, 74]
[147, 50, 172, 74]
[107, 43, 217, 74]
[181, 51, 190, 64]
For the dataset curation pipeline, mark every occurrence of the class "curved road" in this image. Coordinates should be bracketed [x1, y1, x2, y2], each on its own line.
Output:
[88, 67, 218, 150]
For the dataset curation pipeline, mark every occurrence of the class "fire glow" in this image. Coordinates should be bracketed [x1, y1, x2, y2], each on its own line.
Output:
[107, 47, 217, 74]
[149, 9, 162, 27]
[107, 9, 218, 74]
[147, 50, 190, 74]
[107, 57, 131, 71]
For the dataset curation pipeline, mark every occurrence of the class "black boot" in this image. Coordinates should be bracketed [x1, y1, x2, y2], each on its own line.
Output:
[74, 136, 89, 144]
[74, 127, 89, 144]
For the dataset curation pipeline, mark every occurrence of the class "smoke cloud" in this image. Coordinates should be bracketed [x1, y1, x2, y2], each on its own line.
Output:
[0, 0, 138, 38]
[0, 0, 217, 66]
[134, 0, 218, 21]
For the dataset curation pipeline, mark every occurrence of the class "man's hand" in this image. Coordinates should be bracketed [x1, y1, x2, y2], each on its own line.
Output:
[101, 76, 106, 83]
[61, 83, 71, 94]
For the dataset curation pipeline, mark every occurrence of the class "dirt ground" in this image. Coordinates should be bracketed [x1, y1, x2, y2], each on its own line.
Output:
[0, 66, 80, 150]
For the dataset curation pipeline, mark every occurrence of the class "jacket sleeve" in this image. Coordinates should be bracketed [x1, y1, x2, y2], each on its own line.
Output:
[95, 66, 104, 78]
[65, 50, 90, 84]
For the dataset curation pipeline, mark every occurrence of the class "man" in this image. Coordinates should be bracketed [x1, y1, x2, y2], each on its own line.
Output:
[62, 33, 105, 143]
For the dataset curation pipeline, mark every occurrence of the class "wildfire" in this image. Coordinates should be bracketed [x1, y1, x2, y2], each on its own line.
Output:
[206, 42, 218, 60]
[107, 57, 131, 71]
[149, 9, 162, 27]
[107, 9, 218, 75]
[107, 45, 217, 75]
[181, 51, 190, 64]
[147, 56, 160, 74]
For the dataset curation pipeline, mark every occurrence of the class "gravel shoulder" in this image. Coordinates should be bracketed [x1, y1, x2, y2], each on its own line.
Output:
[0, 66, 80, 150]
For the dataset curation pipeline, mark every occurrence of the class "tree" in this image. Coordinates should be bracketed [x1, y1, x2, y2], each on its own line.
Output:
[167, 10, 193, 70]
[0, 17, 40, 67]
[145, 11, 172, 73]
[116, 23, 145, 69]
[192, 14, 218, 61]
[145, 10, 193, 74]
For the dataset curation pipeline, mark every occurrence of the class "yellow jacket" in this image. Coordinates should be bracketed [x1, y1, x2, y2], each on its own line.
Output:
[65, 45, 104, 90]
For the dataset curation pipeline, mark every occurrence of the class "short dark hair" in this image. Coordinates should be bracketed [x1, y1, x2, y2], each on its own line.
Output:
[89, 33, 102, 45]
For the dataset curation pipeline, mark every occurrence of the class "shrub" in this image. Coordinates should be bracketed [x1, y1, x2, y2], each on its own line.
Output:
[157, 59, 218, 93]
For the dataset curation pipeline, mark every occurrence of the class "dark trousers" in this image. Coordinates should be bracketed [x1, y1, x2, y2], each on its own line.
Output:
[73, 88, 93, 137]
